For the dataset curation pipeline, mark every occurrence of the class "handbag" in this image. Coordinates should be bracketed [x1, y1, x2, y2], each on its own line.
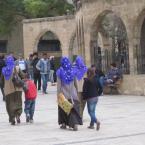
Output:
[58, 93, 73, 115]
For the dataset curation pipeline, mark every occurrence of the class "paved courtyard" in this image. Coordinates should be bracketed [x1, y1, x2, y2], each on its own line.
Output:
[1, 85, 145, 145]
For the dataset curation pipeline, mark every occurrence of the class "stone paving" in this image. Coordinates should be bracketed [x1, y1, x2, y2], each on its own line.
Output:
[1, 84, 145, 145]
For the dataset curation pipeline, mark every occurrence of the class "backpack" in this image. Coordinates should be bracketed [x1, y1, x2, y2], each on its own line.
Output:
[25, 80, 37, 100]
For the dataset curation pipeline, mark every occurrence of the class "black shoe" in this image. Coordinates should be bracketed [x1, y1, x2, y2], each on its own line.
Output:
[11, 119, 15, 125]
[73, 125, 78, 131]
[9, 118, 12, 123]
[96, 121, 100, 131]
[16, 116, 21, 124]
[26, 115, 30, 123]
[60, 124, 66, 129]
[87, 125, 95, 129]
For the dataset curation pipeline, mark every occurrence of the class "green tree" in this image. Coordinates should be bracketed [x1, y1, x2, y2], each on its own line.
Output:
[24, 0, 73, 17]
[0, 0, 25, 34]
[0, 0, 73, 34]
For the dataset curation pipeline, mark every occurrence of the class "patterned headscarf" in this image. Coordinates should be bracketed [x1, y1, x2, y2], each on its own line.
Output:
[2, 55, 15, 80]
[56, 57, 75, 84]
[73, 56, 87, 80]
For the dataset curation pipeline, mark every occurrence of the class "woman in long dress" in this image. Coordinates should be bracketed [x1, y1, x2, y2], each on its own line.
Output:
[1, 55, 23, 125]
[57, 57, 82, 131]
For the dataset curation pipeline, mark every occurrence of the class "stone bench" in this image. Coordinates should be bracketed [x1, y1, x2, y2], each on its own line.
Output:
[103, 79, 123, 95]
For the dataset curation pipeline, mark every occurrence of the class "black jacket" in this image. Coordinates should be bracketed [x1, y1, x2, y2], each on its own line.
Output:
[50, 59, 55, 71]
[0, 58, 5, 76]
[32, 57, 40, 74]
[82, 77, 102, 100]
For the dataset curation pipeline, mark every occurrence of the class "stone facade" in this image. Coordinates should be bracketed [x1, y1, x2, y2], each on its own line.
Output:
[23, 15, 76, 58]
[0, 23, 23, 56]
[1, 0, 145, 95]
[79, 0, 145, 74]
[75, 0, 145, 95]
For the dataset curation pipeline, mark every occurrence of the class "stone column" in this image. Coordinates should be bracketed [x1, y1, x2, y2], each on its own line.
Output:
[76, 10, 85, 58]
[127, 26, 137, 75]
[61, 41, 70, 57]
[84, 33, 91, 67]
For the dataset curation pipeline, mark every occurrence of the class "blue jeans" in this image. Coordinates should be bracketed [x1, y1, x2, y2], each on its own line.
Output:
[24, 100, 35, 120]
[28, 70, 34, 80]
[99, 76, 105, 88]
[87, 97, 98, 126]
[49, 70, 54, 83]
[41, 74, 49, 93]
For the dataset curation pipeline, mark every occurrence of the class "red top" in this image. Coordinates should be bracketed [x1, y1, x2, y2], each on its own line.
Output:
[25, 80, 37, 100]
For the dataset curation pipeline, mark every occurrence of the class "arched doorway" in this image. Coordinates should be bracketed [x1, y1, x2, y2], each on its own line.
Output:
[135, 9, 145, 74]
[37, 31, 62, 68]
[37, 31, 61, 54]
[90, 11, 130, 74]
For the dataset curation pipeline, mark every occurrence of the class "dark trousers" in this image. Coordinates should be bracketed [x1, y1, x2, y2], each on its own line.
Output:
[34, 73, 41, 90]
[24, 99, 35, 120]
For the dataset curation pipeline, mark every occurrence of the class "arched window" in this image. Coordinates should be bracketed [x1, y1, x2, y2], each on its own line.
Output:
[139, 18, 145, 73]
[38, 31, 61, 52]
[90, 11, 129, 74]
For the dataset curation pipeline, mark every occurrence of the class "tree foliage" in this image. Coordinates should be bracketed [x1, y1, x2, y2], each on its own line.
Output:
[0, 0, 74, 34]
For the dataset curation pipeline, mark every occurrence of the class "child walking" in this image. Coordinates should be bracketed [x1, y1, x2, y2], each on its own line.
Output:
[24, 74, 37, 123]
[82, 68, 102, 130]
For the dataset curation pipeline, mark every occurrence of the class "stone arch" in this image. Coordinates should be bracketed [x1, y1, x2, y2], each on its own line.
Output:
[90, 10, 129, 73]
[33, 30, 62, 61]
[90, 10, 114, 71]
[133, 8, 145, 74]
[33, 29, 62, 52]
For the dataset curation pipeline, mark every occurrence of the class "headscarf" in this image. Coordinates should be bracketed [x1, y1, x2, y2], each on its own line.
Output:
[56, 57, 75, 84]
[73, 56, 87, 80]
[2, 55, 15, 80]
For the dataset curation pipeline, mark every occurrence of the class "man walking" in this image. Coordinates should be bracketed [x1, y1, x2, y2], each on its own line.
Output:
[36, 53, 50, 94]
[0, 54, 5, 101]
[26, 54, 34, 80]
[32, 53, 41, 91]
[15, 55, 28, 73]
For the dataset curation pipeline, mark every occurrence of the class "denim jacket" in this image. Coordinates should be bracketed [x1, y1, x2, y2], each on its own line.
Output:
[36, 59, 50, 74]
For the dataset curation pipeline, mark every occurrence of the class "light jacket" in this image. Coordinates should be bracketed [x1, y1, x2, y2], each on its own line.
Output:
[36, 58, 50, 74]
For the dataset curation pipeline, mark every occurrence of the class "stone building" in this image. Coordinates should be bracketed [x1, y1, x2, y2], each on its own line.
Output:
[1, 0, 145, 95]
[0, 23, 23, 56]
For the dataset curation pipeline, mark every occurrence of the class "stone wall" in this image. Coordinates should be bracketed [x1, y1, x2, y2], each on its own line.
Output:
[75, 0, 145, 95]
[78, 0, 145, 75]
[120, 75, 145, 96]
[0, 22, 23, 57]
[23, 15, 76, 58]
[21, 0, 145, 95]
